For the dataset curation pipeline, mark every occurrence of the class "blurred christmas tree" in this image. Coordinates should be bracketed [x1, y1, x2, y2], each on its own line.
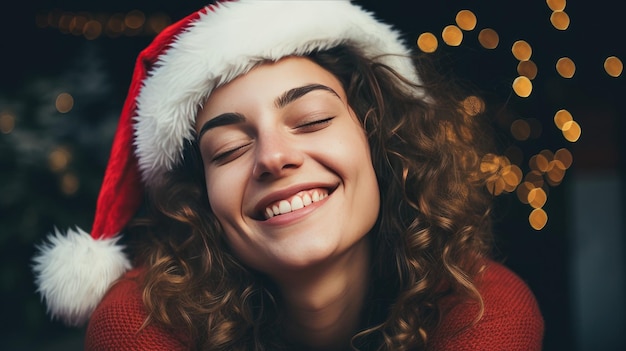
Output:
[1, 42, 120, 350]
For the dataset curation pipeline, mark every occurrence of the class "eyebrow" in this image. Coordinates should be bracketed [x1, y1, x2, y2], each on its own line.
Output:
[197, 83, 340, 141]
[274, 83, 340, 109]
[197, 112, 246, 141]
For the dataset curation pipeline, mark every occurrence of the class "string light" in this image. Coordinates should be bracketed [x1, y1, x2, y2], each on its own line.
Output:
[410, 0, 621, 230]
[36, 10, 172, 39]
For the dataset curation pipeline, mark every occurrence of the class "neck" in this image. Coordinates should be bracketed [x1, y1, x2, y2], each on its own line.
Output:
[277, 238, 371, 350]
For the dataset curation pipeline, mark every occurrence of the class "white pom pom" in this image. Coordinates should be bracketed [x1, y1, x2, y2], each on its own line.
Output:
[32, 227, 131, 326]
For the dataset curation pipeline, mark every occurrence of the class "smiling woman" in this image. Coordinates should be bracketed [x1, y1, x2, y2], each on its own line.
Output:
[31, 1, 543, 350]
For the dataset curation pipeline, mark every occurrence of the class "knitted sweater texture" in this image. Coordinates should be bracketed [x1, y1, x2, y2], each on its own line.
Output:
[85, 260, 544, 350]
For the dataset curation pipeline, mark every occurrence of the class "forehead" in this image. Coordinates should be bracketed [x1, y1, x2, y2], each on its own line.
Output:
[200, 56, 346, 116]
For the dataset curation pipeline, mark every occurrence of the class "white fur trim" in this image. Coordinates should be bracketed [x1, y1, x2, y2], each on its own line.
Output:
[134, 0, 420, 185]
[32, 227, 131, 326]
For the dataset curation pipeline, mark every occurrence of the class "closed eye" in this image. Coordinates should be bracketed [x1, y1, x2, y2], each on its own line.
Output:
[212, 142, 252, 164]
[296, 117, 335, 132]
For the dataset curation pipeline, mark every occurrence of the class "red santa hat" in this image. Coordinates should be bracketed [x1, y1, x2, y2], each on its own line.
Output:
[32, 0, 420, 326]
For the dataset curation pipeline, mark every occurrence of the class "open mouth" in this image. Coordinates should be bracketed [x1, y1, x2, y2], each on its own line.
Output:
[257, 186, 337, 220]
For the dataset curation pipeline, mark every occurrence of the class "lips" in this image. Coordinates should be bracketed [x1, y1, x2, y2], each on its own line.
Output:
[263, 189, 329, 219]
[251, 183, 339, 221]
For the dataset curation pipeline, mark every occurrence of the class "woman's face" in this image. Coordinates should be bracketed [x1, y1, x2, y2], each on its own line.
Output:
[196, 56, 380, 276]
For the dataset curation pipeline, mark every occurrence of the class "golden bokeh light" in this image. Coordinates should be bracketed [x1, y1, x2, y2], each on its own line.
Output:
[550, 11, 570, 30]
[528, 187, 548, 208]
[556, 57, 576, 78]
[480, 154, 522, 195]
[68, 14, 88, 36]
[58, 13, 72, 34]
[502, 164, 523, 191]
[546, 0, 567, 11]
[517, 60, 538, 79]
[462, 95, 485, 116]
[525, 170, 545, 189]
[61, 173, 80, 196]
[38, 10, 173, 39]
[554, 109, 573, 130]
[512, 76, 533, 97]
[0, 112, 15, 134]
[55, 93, 74, 113]
[539, 149, 555, 161]
[478, 28, 499, 49]
[455, 10, 477, 31]
[511, 119, 531, 141]
[530, 153, 550, 173]
[562, 120, 582, 142]
[124, 10, 145, 30]
[512, 40, 532, 61]
[604, 56, 623, 77]
[554, 148, 573, 169]
[83, 20, 103, 40]
[105, 13, 125, 37]
[529, 208, 548, 230]
[442, 25, 463, 46]
[48, 146, 72, 172]
[480, 153, 501, 174]
[546, 163, 566, 185]
[417, 32, 438, 53]
[517, 181, 535, 204]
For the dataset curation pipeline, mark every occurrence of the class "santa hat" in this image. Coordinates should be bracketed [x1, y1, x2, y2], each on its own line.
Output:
[32, 0, 420, 326]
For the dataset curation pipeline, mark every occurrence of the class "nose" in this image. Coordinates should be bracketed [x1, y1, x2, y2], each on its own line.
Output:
[252, 131, 304, 180]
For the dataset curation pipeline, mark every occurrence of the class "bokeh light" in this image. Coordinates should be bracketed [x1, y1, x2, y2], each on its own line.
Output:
[417, 32, 438, 53]
[455, 10, 477, 31]
[442, 25, 463, 46]
[550, 11, 570, 30]
[529, 208, 548, 230]
[462, 95, 485, 116]
[55, 93, 74, 113]
[48, 146, 72, 172]
[562, 120, 582, 142]
[528, 187, 548, 209]
[604, 56, 623, 77]
[517, 60, 538, 79]
[513, 76, 533, 97]
[512, 40, 532, 61]
[511, 119, 531, 141]
[478, 28, 499, 49]
[0, 112, 15, 134]
[546, 0, 567, 12]
[556, 57, 576, 78]
[554, 109, 573, 129]
[60, 173, 80, 195]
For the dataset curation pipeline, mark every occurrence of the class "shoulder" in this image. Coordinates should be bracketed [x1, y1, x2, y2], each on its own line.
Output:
[429, 259, 544, 351]
[84, 268, 188, 351]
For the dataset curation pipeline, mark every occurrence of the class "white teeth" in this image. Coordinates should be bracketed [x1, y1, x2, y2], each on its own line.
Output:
[312, 191, 320, 202]
[263, 190, 328, 219]
[302, 193, 312, 206]
[291, 196, 304, 210]
[278, 200, 291, 214]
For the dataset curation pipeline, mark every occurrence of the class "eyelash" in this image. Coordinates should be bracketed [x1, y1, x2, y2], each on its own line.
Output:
[212, 143, 252, 163]
[297, 116, 335, 131]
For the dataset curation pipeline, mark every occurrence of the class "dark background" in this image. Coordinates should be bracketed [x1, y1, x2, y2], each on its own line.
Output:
[1, 1, 624, 350]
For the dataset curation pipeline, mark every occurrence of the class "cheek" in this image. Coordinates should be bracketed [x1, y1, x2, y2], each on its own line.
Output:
[205, 168, 244, 222]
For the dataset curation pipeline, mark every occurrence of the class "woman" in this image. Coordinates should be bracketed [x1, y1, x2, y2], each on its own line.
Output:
[33, 1, 544, 350]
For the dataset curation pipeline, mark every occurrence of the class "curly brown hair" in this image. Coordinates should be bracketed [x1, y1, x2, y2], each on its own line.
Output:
[129, 45, 497, 350]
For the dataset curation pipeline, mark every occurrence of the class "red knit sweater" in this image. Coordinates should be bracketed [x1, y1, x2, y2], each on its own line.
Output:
[85, 260, 544, 350]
